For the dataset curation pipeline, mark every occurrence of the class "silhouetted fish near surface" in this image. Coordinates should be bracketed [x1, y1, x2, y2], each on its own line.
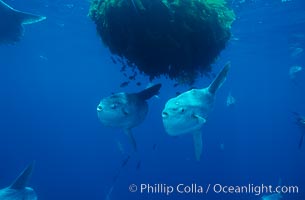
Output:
[173, 83, 179, 87]
[120, 81, 130, 88]
[111, 56, 117, 64]
[0, 0, 46, 44]
[0, 162, 37, 200]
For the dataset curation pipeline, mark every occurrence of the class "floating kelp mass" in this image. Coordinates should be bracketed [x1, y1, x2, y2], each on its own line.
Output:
[89, 0, 235, 84]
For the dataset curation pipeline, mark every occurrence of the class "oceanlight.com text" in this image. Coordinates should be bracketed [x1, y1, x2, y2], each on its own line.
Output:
[128, 183, 299, 196]
[213, 183, 299, 196]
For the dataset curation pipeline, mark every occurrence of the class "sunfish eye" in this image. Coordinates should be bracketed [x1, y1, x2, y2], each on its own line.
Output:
[111, 103, 117, 109]
[180, 108, 185, 113]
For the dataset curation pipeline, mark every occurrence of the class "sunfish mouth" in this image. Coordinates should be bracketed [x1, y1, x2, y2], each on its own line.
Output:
[162, 111, 169, 119]
[97, 105, 103, 112]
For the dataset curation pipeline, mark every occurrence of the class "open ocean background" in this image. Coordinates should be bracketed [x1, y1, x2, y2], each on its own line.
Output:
[0, 0, 304, 199]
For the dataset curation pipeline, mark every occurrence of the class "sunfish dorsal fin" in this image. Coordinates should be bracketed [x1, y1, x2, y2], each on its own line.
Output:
[135, 84, 162, 100]
[10, 161, 35, 190]
[0, 0, 46, 25]
[208, 62, 230, 94]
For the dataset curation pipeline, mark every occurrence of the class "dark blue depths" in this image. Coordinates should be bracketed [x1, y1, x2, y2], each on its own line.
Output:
[0, 0, 305, 199]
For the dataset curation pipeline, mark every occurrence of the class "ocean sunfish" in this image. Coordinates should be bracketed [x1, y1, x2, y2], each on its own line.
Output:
[0, 0, 46, 44]
[162, 63, 230, 161]
[97, 84, 162, 151]
[0, 162, 37, 200]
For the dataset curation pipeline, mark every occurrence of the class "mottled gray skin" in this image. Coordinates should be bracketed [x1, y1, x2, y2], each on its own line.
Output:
[0, 0, 46, 44]
[97, 84, 161, 151]
[162, 63, 230, 161]
[0, 162, 37, 200]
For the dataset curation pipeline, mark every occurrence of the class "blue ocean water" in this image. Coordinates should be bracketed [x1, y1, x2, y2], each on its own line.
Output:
[0, 0, 304, 199]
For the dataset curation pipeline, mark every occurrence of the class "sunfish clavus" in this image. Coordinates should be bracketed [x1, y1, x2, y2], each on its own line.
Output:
[97, 84, 162, 151]
[162, 63, 230, 161]
[0, 162, 37, 200]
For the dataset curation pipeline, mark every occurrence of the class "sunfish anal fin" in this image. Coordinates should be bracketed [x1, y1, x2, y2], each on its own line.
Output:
[193, 130, 203, 161]
[124, 129, 137, 152]
[10, 161, 35, 190]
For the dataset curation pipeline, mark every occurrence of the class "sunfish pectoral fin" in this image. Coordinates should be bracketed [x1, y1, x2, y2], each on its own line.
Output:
[124, 129, 137, 152]
[208, 62, 230, 94]
[193, 130, 203, 161]
[16, 11, 46, 25]
[10, 161, 35, 190]
[193, 114, 206, 125]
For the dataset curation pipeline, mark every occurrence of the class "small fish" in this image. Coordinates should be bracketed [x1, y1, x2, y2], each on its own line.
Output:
[39, 55, 48, 61]
[111, 56, 117, 64]
[290, 47, 303, 58]
[128, 76, 135, 80]
[292, 112, 305, 149]
[173, 83, 179, 87]
[120, 63, 127, 72]
[289, 65, 302, 79]
[226, 92, 236, 107]
[136, 160, 142, 171]
[127, 60, 133, 67]
[120, 81, 130, 88]
[152, 143, 157, 150]
[136, 82, 141, 86]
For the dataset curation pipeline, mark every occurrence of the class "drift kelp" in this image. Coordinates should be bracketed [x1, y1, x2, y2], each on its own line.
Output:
[89, 0, 235, 84]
